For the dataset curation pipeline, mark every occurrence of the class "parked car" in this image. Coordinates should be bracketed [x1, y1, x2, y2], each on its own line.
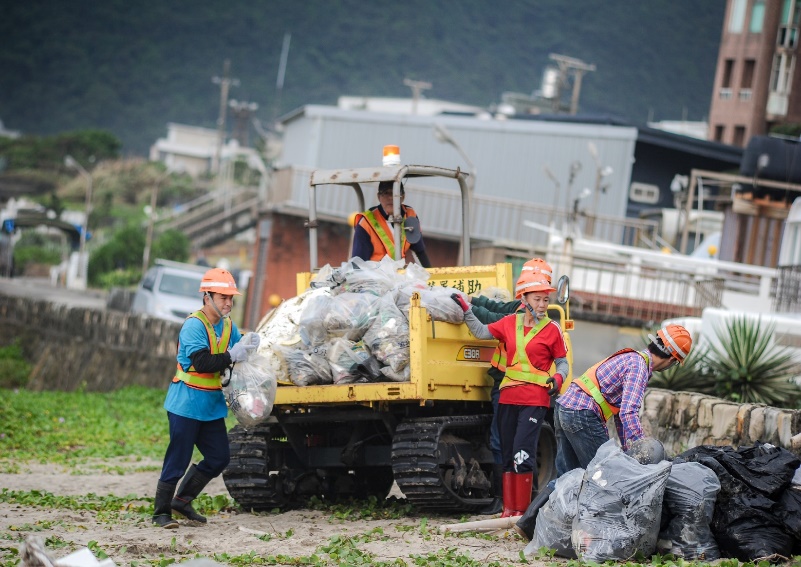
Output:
[131, 259, 208, 323]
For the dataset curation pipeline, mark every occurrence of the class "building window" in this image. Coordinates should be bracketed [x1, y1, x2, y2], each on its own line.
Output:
[720, 88, 734, 99]
[733, 126, 746, 146]
[770, 52, 796, 93]
[714, 125, 725, 142]
[740, 89, 753, 101]
[742, 59, 756, 88]
[729, 0, 747, 32]
[722, 59, 734, 88]
[751, 0, 766, 32]
[629, 183, 660, 205]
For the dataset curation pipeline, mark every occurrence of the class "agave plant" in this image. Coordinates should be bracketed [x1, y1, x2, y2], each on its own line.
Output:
[703, 315, 801, 407]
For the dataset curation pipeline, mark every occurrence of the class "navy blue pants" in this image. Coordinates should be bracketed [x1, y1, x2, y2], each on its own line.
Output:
[490, 378, 502, 464]
[497, 404, 548, 479]
[159, 412, 230, 485]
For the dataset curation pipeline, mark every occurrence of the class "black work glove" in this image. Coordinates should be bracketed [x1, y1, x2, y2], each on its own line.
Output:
[546, 373, 563, 397]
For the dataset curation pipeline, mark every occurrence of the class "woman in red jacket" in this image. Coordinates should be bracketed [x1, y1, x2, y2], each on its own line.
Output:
[453, 265, 568, 517]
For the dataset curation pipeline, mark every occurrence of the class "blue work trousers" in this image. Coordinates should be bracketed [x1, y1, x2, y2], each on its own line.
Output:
[553, 405, 608, 477]
[159, 412, 230, 485]
[490, 378, 502, 464]
[497, 404, 548, 479]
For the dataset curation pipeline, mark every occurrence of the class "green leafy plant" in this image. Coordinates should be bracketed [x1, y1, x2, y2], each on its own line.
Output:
[703, 316, 801, 407]
[0, 338, 31, 388]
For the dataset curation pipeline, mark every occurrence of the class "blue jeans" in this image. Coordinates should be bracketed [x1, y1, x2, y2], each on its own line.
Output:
[554, 405, 608, 478]
[159, 412, 230, 485]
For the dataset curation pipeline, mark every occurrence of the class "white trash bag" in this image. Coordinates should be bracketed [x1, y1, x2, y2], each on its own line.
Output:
[223, 353, 277, 429]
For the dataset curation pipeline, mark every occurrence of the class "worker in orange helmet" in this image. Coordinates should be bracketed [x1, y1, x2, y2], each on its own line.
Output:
[554, 323, 693, 474]
[351, 181, 432, 267]
[457, 257, 555, 515]
[453, 263, 569, 518]
[153, 267, 259, 529]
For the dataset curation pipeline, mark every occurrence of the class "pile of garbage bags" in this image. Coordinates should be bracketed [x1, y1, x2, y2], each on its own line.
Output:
[526, 439, 801, 562]
[255, 257, 466, 387]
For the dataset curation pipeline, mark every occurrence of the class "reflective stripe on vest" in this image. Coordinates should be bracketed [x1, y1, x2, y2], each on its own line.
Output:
[573, 348, 649, 421]
[500, 313, 552, 389]
[173, 310, 232, 391]
[358, 206, 416, 261]
[490, 343, 508, 372]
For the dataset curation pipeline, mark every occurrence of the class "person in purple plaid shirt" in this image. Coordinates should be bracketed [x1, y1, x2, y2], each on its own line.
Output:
[553, 324, 692, 476]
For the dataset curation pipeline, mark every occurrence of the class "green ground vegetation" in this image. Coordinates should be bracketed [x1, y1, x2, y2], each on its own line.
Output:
[2, 387, 801, 566]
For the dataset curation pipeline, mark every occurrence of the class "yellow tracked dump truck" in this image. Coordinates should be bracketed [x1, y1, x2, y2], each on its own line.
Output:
[222, 161, 573, 514]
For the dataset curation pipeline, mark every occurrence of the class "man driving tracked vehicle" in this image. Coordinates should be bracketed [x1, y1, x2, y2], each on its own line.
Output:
[351, 180, 432, 267]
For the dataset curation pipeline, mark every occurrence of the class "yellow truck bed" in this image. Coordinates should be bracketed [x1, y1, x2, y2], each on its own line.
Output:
[272, 263, 572, 407]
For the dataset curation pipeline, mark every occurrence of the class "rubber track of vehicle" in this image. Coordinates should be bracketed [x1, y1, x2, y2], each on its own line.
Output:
[391, 414, 492, 513]
[222, 425, 285, 512]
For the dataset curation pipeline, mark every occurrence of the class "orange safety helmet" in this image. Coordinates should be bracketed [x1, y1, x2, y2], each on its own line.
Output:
[514, 269, 556, 299]
[648, 324, 692, 364]
[199, 268, 241, 296]
[520, 257, 553, 284]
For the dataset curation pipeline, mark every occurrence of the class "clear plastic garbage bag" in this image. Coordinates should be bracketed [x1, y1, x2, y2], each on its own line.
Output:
[363, 294, 410, 372]
[527, 468, 584, 559]
[298, 292, 378, 345]
[223, 353, 277, 429]
[273, 342, 332, 386]
[327, 337, 370, 384]
[572, 439, 672, 562]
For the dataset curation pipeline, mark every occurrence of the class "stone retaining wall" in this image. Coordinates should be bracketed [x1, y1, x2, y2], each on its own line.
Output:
[0, 295, 179, 391]
[2, 294, 800, 456]
[642, 388, 801, 456]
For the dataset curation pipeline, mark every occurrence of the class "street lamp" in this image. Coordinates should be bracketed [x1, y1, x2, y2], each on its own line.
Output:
[433, 123, 476, 266]
[64, 155, 93, 289]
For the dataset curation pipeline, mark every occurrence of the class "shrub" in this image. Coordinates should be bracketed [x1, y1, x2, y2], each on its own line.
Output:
[703, 316, 801, 408]
[0, 339, 31, 388]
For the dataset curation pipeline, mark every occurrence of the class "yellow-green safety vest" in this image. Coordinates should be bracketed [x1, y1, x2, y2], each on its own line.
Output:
[499, 313, 552, 390]
[573, 348, 650, 421]
[173, 310, 233, 391]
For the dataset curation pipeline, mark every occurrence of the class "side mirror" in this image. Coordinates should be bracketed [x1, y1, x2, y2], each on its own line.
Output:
[556, 275, 570, 304]
[403, 216, 422, 244]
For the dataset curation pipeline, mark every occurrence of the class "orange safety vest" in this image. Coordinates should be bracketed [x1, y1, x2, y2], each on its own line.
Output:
[573, 348, 650, 421]
[490, 304, 525, 373]
[173, 310, 233, 391]
[355, 206, 418, 261]
[499, 313, 552, 390]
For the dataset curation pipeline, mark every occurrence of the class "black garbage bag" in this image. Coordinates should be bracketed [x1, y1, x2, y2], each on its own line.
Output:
[678, 442, 800, 499]
[677, 445, 797, 561]
[657, 461, 721, 560]
[776, 486, 801, 542]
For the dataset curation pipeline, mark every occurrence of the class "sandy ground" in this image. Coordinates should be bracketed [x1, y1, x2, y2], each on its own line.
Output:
[0, 459, 545, 566]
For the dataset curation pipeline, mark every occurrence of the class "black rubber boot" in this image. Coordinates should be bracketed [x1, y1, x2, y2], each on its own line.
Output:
[171, 465, 212, 523]
[479, 463, 504, 515]
[153, 481, 179, 529]
[513, 483, 555, 541]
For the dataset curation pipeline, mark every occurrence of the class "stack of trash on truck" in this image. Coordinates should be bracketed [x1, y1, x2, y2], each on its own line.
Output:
[523, 438, 801, 562]
[254, 257, 466, 387]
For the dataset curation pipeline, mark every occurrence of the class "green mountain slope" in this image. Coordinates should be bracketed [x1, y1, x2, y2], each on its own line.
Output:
[0, 0, 726, 155]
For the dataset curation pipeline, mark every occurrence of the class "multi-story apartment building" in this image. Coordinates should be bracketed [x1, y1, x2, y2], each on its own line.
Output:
[709, 0, 801, 146]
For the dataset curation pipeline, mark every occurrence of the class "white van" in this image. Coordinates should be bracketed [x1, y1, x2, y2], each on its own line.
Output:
[131, 259, 208, 324]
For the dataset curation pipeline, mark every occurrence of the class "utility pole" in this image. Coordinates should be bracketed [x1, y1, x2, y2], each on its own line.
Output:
[403, 78, 432, 115]
[212, 60, 239, 176]
[272, 32, 291, 126]
[229, 99, 259, 147]
[548, 53, 596, 115]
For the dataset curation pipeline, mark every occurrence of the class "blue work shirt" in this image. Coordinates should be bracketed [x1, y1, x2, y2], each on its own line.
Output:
[164, 315, 242, 421]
